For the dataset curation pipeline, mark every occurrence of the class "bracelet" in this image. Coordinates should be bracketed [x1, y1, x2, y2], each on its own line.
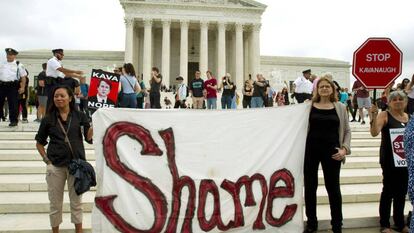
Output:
[42, 156, 50, 164]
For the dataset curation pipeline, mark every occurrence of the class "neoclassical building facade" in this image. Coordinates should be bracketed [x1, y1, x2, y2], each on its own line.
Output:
[121, 0, 265, 90]
[17, 1, 351, 91]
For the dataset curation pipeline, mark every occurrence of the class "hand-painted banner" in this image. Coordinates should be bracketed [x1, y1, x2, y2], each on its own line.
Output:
[91, 104, 310, 233]
[88, 69, 120, 109]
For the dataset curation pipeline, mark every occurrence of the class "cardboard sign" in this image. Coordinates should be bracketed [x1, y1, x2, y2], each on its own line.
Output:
[88, 69, 120, 109]
[390, 128, 406, 167]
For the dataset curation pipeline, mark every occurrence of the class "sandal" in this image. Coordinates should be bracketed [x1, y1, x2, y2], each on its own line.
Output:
[400, 226, 409, 233]
[380, 228, 392, 233]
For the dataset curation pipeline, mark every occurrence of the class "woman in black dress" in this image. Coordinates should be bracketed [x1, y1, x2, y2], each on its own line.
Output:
[303, 77, 351, 233]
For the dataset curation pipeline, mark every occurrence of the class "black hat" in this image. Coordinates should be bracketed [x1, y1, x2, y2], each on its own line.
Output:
[302, 69, 311, 74]
[52, 49, 64, 54]
[5, 48, 18, 55]
[176, 76, 184, 81]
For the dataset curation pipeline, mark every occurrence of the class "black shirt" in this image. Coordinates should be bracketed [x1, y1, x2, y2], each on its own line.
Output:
[35, 111, 92, 167]
[380, 111, 408, 166]
[190, 78, 204, 97]
[306, 106, 340, 153]
[37, 71, 47, 96]
[61, 77, 80, 93]
[253, 81, 268, 97]
[222, 81, 236, 97]
[150, 74, 162, 94]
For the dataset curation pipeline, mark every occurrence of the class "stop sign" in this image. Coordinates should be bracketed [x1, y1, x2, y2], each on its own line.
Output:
[352, 38, 403, 89]
[392, 135, 405, 159]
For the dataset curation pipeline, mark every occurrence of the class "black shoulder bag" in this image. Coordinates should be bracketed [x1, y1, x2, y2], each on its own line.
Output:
[58, 116, 96, 195]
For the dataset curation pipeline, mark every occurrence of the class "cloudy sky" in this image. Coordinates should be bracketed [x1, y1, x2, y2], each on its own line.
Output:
[1, 0, 413, 83]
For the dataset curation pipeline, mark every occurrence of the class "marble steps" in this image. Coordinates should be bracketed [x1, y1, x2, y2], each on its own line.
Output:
[0, 140, 94, 150]
[0, 150, 95, 161]
[0, 211, 394, 233]
[0, 183, 395, 214]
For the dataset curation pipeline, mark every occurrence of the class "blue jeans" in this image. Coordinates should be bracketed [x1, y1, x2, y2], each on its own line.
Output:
[221, 95, 232, 109]
[250, 97, 264, 108]
[120, 93, 137, 108]
[207, 98, 217, 109]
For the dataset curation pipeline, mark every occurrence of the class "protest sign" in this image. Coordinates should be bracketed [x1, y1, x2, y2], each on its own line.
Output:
[88, 69, 120, 109]
[92, 104, 310, 232]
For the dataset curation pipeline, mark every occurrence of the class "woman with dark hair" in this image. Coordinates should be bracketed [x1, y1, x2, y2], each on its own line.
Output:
[370, 91, 410, 233]
[119, 63, 141, 108]
[303, 77, 351, 233]
[35, 86, 93, 233]
[281, 87, 290, 105]
[149, 67, 162, 108]
[400, 78, 410, 92]
[242, 80, 253, 108]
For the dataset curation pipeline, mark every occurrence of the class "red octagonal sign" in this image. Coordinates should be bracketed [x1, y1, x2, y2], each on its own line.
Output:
[353, 38, 403, 89]
[392, 135, 405, 159]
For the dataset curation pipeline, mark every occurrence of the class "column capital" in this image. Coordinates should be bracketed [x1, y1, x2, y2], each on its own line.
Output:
[143, 18, 153, 27]
[200, 20, 209, 29]
[162, 19, 171, 27]
[217, 21, 228, 30]
[235, 22, 244, 31]
[180, 20, 190, 28]
[251, 23, 261, 32]
[124, 17, 134, 27]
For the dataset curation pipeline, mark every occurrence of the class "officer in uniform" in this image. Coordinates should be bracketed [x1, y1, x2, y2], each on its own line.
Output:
[0, 48, 27, 127]
[45, 49, 84, 107]
[293, 69, 313, 103]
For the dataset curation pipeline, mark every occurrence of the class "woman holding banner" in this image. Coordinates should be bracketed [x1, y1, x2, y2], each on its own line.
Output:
[370, 91, 410, 233]
[303, 76, 351, 233]
[35, 86, 93, 233]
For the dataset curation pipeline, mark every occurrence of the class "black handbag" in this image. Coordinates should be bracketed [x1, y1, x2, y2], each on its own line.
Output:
[58, 117, 96, 195]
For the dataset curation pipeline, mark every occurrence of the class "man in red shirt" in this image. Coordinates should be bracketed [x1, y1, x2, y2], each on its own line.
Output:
[352, 80, 372, 124]
[204, 70, 218, 109]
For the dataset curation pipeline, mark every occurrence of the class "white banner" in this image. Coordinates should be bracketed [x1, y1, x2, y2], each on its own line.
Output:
[92, 104, 310, 233]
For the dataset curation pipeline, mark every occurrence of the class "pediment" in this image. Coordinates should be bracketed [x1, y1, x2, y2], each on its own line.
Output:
[124, 0, 267, 9]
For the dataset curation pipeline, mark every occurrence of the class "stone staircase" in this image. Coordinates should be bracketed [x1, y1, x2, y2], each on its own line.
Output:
[0, 118, 408, 233]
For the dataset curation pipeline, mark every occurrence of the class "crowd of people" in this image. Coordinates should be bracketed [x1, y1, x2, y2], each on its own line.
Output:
[2, 47, 414, 233]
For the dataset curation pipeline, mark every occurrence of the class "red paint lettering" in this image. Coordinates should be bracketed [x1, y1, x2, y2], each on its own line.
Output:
[95, 122, 167, 233]
[198, 180, 233, 231]
[266, 169, 297, 227]
[159, 128, 196, 233]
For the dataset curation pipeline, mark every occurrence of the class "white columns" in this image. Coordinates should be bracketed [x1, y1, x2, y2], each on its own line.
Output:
[143, 19, 153, 84]
[180, 20, 189, 84]
[162, 19, 171, 89]
[250, 23, 261, 79]
[124, 17, 134, 63]
[235, 23, 244, 94]
[217, 21, 226, 79]
[199, 21, 209, 78]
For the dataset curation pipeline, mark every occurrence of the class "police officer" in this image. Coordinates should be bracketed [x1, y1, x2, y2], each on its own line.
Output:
[0, 48, 27, 127]
[45, 49, 84, 107]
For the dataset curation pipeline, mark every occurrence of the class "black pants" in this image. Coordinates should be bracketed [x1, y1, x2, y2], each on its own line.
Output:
[407, 97, 414, 115]
[351, 104, 359, 120]
[243, 96, 251, 108]
[17, 98, 28, 120]
[295, 93, 312, 103]
[137, 97, 144, 109]
[150, 92, 161, 109]
[304, 144, 343, 230]
[0, 84, 18, 124]
[174, 100, 186, 108]
[379, 164, 408, 230]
